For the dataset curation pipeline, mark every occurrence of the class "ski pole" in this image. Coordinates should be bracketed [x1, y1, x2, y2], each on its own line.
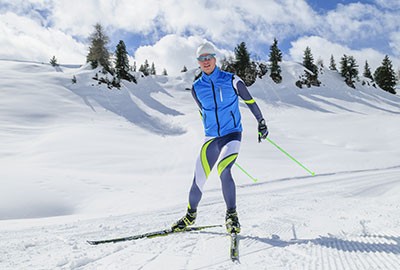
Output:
[234, 162, 258, 183]
[266, 137, 315, 176]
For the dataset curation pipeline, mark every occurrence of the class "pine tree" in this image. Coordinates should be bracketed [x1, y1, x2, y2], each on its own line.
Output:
[181, 66, 188, 72]
[257, 62, 268, 79]
[234, 42, 251, 69]
[150, 62, 156, 75]
[302, 47, 320, 86]
[162, 68, 168, 76]
[139, 60, 150, 76]
[329, 55, 337, 71]
[220, 56, 236, 74]
[114, 40, 131, 81]
[50, 56, 58, 67]
[233, 42, 256, 86]
[303, 47, 317, 74]
[374, 55, 397, 94]
[243, 61, 258, 87]
[268, 38, 282, 83]
[340, 54, 358, 88]
[87, 23, 111, 72]
[363, 60, 373, 80]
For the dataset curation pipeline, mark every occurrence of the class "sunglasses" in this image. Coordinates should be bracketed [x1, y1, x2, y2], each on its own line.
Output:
[197, 54, 215, 62]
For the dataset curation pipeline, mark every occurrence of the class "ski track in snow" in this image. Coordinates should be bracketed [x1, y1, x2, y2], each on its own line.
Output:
[1, 167, 400, 270]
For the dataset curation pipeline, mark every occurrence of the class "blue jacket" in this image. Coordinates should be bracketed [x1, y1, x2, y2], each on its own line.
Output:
[192, 67, 242, 137]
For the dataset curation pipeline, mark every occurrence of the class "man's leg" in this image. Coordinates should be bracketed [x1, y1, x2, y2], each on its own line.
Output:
[172, 137, 221, 231]
[217, 133, 241, 233]
[188, 137, 220, 211]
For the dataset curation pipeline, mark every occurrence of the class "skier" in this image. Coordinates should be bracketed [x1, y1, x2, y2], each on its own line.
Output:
[172, 42, 269, 234]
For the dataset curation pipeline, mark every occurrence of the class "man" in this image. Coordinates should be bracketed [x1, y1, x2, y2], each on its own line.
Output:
[171, 42, 268, 234]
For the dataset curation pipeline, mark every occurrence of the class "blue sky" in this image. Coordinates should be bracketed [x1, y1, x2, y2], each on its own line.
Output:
[0, 0, 399, 75]
[307, 0, 373, 12]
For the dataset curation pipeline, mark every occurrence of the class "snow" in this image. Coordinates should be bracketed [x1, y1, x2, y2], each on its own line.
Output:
[0, 59, 399, 269]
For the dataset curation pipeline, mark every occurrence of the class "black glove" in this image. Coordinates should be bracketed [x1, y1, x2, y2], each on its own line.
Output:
[258, 118, 269, 142]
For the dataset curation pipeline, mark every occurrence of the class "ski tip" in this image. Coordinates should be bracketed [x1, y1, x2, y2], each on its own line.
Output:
[87, 240, 105, 245]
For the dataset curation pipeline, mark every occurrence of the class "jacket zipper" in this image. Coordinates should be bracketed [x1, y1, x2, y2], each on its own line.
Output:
[211, 81, 221, 136]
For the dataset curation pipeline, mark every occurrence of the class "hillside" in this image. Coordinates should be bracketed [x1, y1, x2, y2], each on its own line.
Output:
[0, 59, 399, 269]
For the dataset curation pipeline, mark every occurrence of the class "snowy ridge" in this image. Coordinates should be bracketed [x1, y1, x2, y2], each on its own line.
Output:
[0, 59, 399, 269]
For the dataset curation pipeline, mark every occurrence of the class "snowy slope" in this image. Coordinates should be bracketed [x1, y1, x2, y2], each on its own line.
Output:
[0, 59, 399, 269]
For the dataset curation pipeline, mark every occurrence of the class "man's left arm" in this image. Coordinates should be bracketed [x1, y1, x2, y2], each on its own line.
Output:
[233, 78, 269, 141]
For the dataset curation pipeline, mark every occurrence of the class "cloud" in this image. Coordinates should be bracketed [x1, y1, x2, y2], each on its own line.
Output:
[321, 3, 382, 42]
[316, 2, 399, 50]
[155, 0, 319, 47]
[0, 0, 399, 72]
[289, 36, 400, 73]
[0, 12, 86, 64]
[18, 0, 319, 47]
[389, 32, 400, 57]
[133, 34, 232, 76]
[49, 0, 163, 37]
[374, 0, 400, 10]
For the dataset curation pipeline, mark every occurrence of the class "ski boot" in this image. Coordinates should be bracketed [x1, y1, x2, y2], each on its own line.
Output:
[171, 210, 197, 232]
[225, 209, 241, 234]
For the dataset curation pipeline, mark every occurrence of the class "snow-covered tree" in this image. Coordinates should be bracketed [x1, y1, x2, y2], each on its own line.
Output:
[233, 42, 256, 86]
[220, 56, 236, 74]
[150, 62, 156, 75]
[86, 23, 111, 72]
[139, 60, 150, 76]
[114, 40, 131, 81]
[268, 38, 282, 83]
[50, 56, 58, 67]
[243, 62, 258, 87]
[299, 46, 320, 87]
[363, 60, 373, 80]
[303, 47, 317, 76]
[374, 55, 397, 94]
[340, 54, 358, 88]
[257, 62, 268, 79]
[329, 55, 337, 71]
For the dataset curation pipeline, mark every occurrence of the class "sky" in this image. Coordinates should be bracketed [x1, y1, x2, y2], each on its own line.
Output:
[0, 0, 399, 76]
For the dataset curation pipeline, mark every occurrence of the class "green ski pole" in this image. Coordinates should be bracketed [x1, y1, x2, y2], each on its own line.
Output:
[266, 137, 315, 176]
[234, 163, 258, 183]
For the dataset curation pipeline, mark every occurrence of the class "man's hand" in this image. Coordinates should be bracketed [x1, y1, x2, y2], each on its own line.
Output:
[258, 119, 269, 142]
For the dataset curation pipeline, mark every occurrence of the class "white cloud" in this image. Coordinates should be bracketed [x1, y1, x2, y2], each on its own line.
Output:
[34, 0, 320, 46]
[321, 3, 382, 42]
[50, 0, 163, 37]
[289, 36, 400, 73]
[133, 34, 232, 76]
[389, 32, 400, 57]
[0, 12, 86, 64]
[1, 0, 399, 72]
[316, 2, 399, 49]
[374, 0, 400, 10]
[156, 0, 319, 46]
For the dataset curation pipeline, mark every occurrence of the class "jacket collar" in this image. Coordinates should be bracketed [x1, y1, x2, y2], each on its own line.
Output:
[202, 66, 220, 82]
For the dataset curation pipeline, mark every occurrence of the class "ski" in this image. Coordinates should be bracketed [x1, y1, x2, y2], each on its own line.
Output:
[87, 224, 222, 245]
[230, 233, 239, 262]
